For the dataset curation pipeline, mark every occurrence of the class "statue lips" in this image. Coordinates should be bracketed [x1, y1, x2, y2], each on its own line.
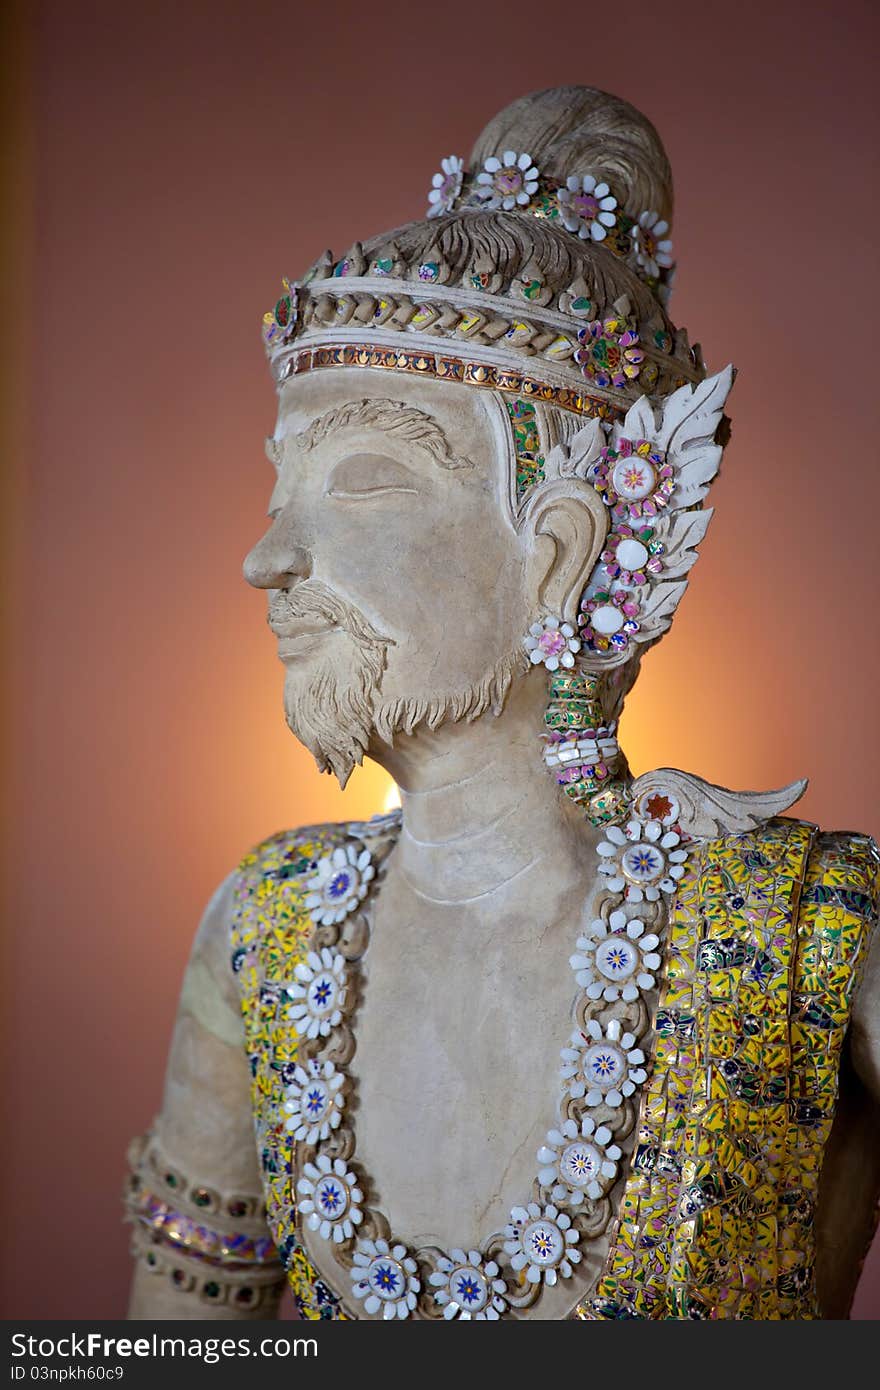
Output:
[269, 616, 339, 662]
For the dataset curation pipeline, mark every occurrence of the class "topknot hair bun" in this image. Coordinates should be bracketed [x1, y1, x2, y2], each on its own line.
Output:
[470, 86, 673, 225]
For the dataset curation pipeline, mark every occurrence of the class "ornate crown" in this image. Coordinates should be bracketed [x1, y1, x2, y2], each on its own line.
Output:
[261, 145, 704, 430]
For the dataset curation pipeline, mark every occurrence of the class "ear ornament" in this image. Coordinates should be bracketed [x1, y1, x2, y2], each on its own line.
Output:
[524, 617, 581, 672]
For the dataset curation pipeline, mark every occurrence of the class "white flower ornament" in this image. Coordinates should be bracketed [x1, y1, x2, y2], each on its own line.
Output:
[475, 150, 540, 210]
[597, 818, 688, 902]
[282, 1058, 345, 1142]
[427, 155, 464, 218]
[350, 1238, 420, 1319]
[560, 1018, 647, 1108]
[428, 1250, 507, 1319]
[556, 174, 617, 241]
[537, 1115, 622, 1205]
[305, 843, 375, 925]
[504, 1203, 580, 1286]
[630, 209, 674, 277]
[285, 947, 347, 1039]
[296, 1155, 363, 1243]
[525, 616, 581, 671]
[571, 910, 662, 1002]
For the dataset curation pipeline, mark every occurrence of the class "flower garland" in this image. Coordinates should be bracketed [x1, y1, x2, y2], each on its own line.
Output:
[283, 798, 690, 1319]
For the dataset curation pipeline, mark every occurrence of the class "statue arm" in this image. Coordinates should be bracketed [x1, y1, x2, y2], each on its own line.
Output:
[125, 869, 286, 1319]
[850, 918, 880, 1104]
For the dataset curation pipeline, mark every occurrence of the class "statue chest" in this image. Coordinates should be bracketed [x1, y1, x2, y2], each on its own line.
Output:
[353, 902, 590, 1252]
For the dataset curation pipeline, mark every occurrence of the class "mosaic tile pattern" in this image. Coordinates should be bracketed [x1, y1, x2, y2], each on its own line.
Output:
[230, 816, 878, 1320]
[286, 344, 622, 420]
[230, 823, 349, 1320]
[128, 1186, 277, 1267]
[506, 398, 545, 504]
[577, 819, 879, 1320]
[542, 669, 629, 825]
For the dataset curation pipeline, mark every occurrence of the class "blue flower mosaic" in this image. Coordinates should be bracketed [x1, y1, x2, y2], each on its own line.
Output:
[373, 1263, 401, 1294]
[328, 871, 351, 900]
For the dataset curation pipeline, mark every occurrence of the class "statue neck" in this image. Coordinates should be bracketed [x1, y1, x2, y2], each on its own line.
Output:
[373, 674, 599, 906]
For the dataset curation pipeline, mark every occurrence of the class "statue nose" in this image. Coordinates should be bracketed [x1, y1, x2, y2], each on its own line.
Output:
[242, 527, 312, 590]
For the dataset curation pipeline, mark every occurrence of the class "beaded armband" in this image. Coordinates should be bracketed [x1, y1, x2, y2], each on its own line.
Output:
[124, 1133, 285, 1312]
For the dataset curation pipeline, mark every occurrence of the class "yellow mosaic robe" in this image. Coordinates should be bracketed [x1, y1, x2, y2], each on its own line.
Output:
[229, 815, 879, 1320]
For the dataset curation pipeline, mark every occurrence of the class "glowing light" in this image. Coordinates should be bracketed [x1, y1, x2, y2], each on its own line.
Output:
[383, 783, 401, 812]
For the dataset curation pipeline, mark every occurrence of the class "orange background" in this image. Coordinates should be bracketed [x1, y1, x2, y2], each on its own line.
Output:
[2, 0, 878, 1318]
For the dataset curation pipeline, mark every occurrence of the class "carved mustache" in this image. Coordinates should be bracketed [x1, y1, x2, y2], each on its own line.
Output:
[268, 581, 394, 647]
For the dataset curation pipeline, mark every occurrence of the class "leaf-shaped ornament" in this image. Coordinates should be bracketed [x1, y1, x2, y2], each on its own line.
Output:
[652, 508, 713, 580]
[637, 579, 690, 642]
[631, 768, 808, 840]
[611, 394, 657, 448]
[658, 366, 735, 507]
[543, 418, 605, 482]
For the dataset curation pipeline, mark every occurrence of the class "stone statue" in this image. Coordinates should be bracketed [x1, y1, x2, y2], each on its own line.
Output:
[126, 87, 880, 1321]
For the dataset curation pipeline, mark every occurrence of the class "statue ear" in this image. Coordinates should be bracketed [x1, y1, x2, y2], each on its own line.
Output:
[520, 480, 609, 625]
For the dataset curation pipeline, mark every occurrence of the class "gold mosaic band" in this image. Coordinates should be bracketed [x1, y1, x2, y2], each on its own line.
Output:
[286, 343, 626, 421]
[126, 1179, 281, 1269]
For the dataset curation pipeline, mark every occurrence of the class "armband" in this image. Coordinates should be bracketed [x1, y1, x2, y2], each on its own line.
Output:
[124, 1132, 285, 1312]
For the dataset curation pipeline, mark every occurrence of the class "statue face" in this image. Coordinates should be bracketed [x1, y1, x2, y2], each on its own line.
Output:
[243, 369, 531, 782]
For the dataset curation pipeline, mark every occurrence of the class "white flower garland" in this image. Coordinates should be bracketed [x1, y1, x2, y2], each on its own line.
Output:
[289, 814, 688, 1317]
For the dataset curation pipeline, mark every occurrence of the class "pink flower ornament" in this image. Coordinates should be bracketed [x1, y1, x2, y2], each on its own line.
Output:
[525, 616, 581, 672]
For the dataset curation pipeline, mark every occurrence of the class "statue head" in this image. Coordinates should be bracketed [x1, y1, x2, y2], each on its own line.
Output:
[243, 87, 734, 815]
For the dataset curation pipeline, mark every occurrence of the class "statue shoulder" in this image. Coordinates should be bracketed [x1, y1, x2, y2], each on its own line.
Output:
[631, 769, 878, 931]
[803, 825, 880, 897]
[227, 811, 401, 976]
[231, 809, 401, 890]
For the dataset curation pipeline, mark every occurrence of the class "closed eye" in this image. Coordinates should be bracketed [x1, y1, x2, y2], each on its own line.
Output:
[324, 452, 420, 500]
[328, 484, 419, 499]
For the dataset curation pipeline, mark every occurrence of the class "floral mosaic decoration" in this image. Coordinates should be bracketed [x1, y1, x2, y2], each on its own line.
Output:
[262, 278, 299, 348]
[423, 154, 675, 301]
[475, 150, 541, 210]
[229, 809, 880, 1320]
[545, 367, 735, 668]
[427, 156, 464, 218]
[575, 317, 644, 390]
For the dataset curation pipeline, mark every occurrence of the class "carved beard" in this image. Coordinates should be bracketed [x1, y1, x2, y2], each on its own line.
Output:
[275, 582, 392, 788]
[273, 581, 529, 787]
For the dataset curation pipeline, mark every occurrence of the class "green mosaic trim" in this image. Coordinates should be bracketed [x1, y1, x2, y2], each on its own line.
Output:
[543, 670, 629, 826]
[506, 398, 545, 505]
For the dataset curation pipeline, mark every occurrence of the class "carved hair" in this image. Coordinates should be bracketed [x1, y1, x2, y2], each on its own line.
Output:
[470, 87, 673, 223]
[355, 210, 674, 351]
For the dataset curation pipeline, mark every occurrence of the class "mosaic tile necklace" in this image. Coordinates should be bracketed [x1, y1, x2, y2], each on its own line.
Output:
[281, 800, 690, 1319]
